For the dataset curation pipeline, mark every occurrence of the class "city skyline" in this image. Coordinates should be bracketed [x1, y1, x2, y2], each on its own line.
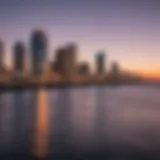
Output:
[0, 0, 160, 80]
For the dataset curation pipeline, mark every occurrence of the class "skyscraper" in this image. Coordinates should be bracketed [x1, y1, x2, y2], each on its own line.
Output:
[54, 46, 67, 75]
[0, 41, 4, 71]
[65, 43, 77, 77]
[77, 62, 90, 76]
[13, 42, 25, 72]
[30, 29, 47, 75]
[96, 51, 106, 75]
[54, 43, 77, 80]
[110, 61, 120, 77]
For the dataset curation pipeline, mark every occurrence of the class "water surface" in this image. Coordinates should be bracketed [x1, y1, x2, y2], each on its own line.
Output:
[0, 85, 160, 159]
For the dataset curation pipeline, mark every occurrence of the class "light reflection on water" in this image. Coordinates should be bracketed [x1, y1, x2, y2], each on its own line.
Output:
[33, 89, 49, 158]
[0, 86, 160, 159]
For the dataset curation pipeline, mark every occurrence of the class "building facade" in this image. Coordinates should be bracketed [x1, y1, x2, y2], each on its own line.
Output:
[30, 30, 47, 75]
[96, 51, 106, 75]
[54, 43, 77, 80]
[13, 42, 25, 72]
[77, 62, 90, 76]
[110, 61, 120, 77]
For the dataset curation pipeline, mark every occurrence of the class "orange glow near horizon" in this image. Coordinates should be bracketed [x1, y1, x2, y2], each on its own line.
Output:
[140, 70, 160, 81]
[143, 74, 160, 81]
[127, 65, 160, 81]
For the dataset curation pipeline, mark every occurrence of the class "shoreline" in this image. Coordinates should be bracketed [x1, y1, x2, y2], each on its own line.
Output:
[0, 81, 160, 92]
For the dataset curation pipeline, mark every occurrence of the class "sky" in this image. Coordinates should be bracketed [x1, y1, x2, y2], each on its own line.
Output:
[0, 0, 160, 79]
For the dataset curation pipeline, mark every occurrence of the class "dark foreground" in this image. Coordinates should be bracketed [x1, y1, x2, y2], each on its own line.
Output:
[1, 150, 160, 160]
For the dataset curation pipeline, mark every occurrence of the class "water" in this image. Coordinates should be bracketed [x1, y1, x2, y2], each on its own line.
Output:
[0, 85, 160, 159]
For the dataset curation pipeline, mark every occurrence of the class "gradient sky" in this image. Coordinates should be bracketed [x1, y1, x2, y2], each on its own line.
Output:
[0, 0, 160, 78]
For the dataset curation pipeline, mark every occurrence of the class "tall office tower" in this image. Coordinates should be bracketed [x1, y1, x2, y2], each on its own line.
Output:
[0, 41, 4, 71]
[13, 42, 25, 72]
[65, 43, 77, 77]
[96, 51, 106, 75]
[77, 62, 90, 76]
[30, 29, 47, 75]
[54, 47, 67, 74]
[54, 43, 77, 79]
[110, 61, 120, 77]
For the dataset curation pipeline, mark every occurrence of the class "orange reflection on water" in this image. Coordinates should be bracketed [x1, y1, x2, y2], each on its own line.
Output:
[33, 89, 49, 158]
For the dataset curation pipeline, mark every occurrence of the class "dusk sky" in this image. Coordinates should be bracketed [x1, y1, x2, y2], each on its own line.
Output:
[0, 0, 160, 79]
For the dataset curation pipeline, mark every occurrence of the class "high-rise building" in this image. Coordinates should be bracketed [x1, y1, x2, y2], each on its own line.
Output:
[0, 41, 4, 71]
[65, 43, 77, 77]
[96, 51, 106, 75]
[54, 47, 67, 75]
[110, 61, 120, 77]
[77, 62, 90, 76]
[30, 29, 47, 75]
[13, 42, 25, 72]
[54, 43, 77, 80]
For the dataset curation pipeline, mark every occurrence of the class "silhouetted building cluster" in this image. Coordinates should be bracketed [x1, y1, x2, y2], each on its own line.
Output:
[0, 29, 142, 85]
